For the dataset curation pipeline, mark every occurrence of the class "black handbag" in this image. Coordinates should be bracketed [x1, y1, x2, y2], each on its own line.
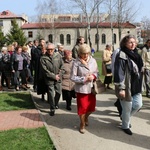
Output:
[105, 64, 112, 74]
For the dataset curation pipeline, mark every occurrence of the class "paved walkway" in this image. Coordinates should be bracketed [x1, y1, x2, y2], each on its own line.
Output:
[31, 89, 150, 150]
[0, 87, 150, 150]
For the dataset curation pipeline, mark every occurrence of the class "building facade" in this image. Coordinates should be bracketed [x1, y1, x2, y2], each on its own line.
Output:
[0, 10, 137, 51]
[0, 10, 28, 36]
[22, 22, 136, 50]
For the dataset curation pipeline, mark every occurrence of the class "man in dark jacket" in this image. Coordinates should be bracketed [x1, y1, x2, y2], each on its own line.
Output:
[40, 43, 64, 116]
[72, 36, 85, 58]
[32, 39, 45, 91]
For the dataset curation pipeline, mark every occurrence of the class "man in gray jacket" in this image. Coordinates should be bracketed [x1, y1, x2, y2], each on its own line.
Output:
[40, 43, 64, 116]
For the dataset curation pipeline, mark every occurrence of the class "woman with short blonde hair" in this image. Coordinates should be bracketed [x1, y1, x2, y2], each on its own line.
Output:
[71, 43, 98, 134]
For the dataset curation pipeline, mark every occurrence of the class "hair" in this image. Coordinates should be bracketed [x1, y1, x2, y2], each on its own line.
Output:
[105, 44, 111, 49]
[1, 47, 7, 52]
[12, 41, 18, 47]
[146, 39, 150, 44]
[22, 46, 28, 51]
[64, 50, 72, 56]
[16, 46, 22, 51]
[28, 41, 32, 44]
[46, 43, 55, 49]
[76, 36, 84, 44]
[39, 38, 45, 42]
[120, 34, 136, 49]
[7, 45, 13, 51]
[78, 44, 91, 55]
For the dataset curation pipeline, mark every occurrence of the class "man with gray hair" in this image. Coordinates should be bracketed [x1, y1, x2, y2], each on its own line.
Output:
[40, 43, 64, 116]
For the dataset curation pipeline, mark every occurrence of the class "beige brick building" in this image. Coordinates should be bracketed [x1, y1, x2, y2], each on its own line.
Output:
[0, 10, 136, 51]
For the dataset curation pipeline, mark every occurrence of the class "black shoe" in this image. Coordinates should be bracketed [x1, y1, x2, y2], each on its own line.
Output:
[34, 88, 37, 92]
[123, 128, 132, 135]
[55, 105, 59, 109]
[66, 107, 72, 111]
[49, 110, 55, 116]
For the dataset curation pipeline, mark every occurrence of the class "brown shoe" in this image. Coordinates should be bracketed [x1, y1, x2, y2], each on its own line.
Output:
[21, 85, 27, 90]
[25, 84, 30, 89]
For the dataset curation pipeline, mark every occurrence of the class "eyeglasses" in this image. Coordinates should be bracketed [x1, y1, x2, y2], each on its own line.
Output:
[47, 48, 54, 50]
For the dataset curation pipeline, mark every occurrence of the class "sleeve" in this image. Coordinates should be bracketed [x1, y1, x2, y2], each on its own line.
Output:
[70, 61, 86, 84]
[40, 57, 56, 80]
[72, 46, 78, 59]
[141, 48, 146, 68]
[114, 54, 126, 90]
[103, 50, 111, 62]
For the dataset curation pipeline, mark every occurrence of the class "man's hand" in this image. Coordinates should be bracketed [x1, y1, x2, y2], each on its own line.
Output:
[56, 74, 60, 81]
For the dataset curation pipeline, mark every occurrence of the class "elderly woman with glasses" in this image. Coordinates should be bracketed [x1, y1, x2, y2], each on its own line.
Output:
[71, 43, 98, 134]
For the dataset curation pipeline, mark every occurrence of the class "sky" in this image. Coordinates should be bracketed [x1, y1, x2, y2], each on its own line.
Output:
[0, 0, 149, 22]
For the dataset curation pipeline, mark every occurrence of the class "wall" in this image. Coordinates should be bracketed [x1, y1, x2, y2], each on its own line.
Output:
[23, 26, 137, 51]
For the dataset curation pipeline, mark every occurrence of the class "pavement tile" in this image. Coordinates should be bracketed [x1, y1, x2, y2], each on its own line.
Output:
[0, 109, 44, 131]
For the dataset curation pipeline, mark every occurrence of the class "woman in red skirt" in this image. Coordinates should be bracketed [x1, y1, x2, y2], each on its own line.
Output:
[71, 43, 98, 134]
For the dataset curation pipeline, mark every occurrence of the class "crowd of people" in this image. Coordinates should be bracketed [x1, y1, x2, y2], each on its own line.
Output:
[0, 34, 149, 136]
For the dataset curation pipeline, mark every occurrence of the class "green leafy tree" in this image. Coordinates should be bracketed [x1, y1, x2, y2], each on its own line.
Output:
[0, 27, 6, 49]
[6, 19, 27, 46]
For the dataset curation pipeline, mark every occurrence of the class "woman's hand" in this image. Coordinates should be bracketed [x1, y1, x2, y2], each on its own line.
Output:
[86, 74, 94, 82]
[80, 59, 87, 65]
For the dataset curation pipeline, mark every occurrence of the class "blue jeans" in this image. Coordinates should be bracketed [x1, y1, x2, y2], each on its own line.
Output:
[120, 93, 142, 129]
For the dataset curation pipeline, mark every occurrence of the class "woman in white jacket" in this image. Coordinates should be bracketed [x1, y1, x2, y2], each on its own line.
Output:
[71, 44, 98, 134]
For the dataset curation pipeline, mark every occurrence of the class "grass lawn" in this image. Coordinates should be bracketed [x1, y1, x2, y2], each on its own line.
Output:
[0, 92, 55, 149]
[0, 127, 55, 150]
[0, 92, 35, 111]
[93, 51, 105, 82]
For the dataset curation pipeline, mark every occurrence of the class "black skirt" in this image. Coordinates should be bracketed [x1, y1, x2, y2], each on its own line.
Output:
[62, 90, 76, 101]
[104, 76, 112, 84]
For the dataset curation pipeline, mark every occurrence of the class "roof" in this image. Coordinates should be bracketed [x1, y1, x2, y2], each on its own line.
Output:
[0, 10, 27, 21]
[21, 21, 136, 29]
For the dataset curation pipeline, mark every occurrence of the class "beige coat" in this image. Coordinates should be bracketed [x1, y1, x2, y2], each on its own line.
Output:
[102, 49, 112, 76]
[62, 58, 75, 91]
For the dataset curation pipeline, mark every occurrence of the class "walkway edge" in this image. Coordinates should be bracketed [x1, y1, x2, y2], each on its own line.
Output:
[30, 91, 61, 150]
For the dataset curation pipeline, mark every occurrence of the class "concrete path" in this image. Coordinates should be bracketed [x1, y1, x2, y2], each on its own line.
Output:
[31, 89, 150, 150]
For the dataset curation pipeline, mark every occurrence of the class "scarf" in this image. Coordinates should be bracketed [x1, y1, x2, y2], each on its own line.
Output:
[121, 47, 143, 72]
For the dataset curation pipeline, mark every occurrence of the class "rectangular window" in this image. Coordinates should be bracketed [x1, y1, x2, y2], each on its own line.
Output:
[28, 31, 33, 38]
[0, 20, 3, 26]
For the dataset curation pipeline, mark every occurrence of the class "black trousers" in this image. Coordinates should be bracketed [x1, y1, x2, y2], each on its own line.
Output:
[62, 90, 75, 108]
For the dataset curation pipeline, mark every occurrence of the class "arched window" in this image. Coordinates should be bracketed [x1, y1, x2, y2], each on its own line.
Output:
[66, 34, 71, 45]
[95, 33, 99, 44]
[60, 34, 64, 44]
[48, 34, 53, 43]
[113, 33, 116, 44]
[101, 34, 106, 44]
